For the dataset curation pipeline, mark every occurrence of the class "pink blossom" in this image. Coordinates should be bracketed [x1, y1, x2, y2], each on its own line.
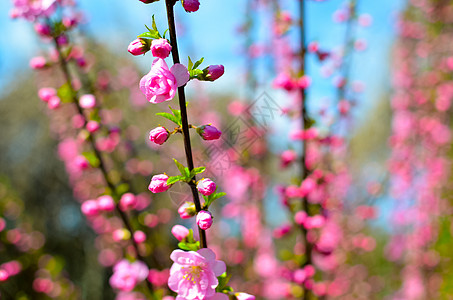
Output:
[196, 178, 216, 196]
[97, 195, 116, 212]
[206, 65, 225, 81]
[168, 248, 226, 299]
[151, 39, 172, 59]
[34, 23, 51, 36]
[109, 260, 148, 292]
[38, 87, 56, 102]
[139, 58, 189, 104]
[47, 96, 61, 109]
[149, 127, 169, 145]
[133, 231, 146, 243]
[79, 94, 96, 109]
[128, 38, 150, 56]
[120, 193, 137, 211]
[148, 174, 170, 193]
[30, 56, 47, 69]
[196, 210, 213, 230]
[81, 200, 99, 216]
[12, 0, 57, 20]
[273, 73, 296, 91]
[235, 293, 255, 300]
[182, 0, 200, 12]
[0, 270, 8, 281]
[178, 202, 196, 219]
[171, 225, 190, 241]
[280, 150, 297, 168]
[86, 120, 100, 133]
[197, 125, 222, 140]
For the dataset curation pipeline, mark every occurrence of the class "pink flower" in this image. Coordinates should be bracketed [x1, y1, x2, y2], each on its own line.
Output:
[34, 23, 51, 36]
[235, 292, 255, 300]
[120, 193, 137, 211]
[81, 200, 99, 216]
[178, 202, 196, 219]
[139, 58, 189, 104]
[133, 231, 146, 243]
[0, 270, 9, 282]
[168, 248, 226, 299]
[149, 127, 169, 145]
[79, 94, 96, 109]
[273, 73, 296, 91]
[197, 125, 222, 140]
[30, 56, 47, 69]
[182, 0, 200, 12]
[12, 0, 57, 20]
[171, 225, 190, 241]
[128, 38, 150, 56]
[97, 195, 115, 212]
[148, 174, 170, 193]
[196, 178, 216, 196]
[280, 150, 297, 168]
[86, 120, 100, 133]
[151, 39, 172, 59]
[109, 260, 148, 292]
[205, 65, 224, 81]
[38, 87, 56, 102]
[196, 210, 213, 230]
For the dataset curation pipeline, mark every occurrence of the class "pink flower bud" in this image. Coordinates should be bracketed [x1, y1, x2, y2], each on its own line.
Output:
[86, 120, 100, 133]
[182, 0, 200, 12]
[178, 202, 197, 219]
[298, 75, 311, 89]
[236, 292, 256, 300]
[294, 211, 307, 225]
[196, 178, 216, 196]
[0, 218, 5, 232]
[148, 174, 170, 193]
[97, 195, 115, 212]
[197, 125, 221, 140]
[151, 38, 172, 59]
[0, 270, 8, 282]
[300, 178, 316, 197]
[307, 41, 319, 53]
[81, 200, 99, 216]
[79, 94, 96, 109]
[112, 228, 130, 241]
[205, 65, 224, 81]
[47, 96, 61, 109]
[133, 230, 146, 243]
[273, 73, 296, 91]
[149, 127, 169, 145]
[120, 193, 137, 211]
[128, 38, 150, 56]
[34, 23, 51, 36]
[30, 56, 47, 69]
[280, 150, 297, 168]
[196, 210, 213, 230]
[304, 215, 325, 229]
[74, 155, 90, 170]
[293, 269, 307, 284]
[171, 225, 190, 241]
[38, 88, 56, 102]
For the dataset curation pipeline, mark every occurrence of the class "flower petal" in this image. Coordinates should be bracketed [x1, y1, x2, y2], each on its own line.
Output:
[171, 63, 190, 87]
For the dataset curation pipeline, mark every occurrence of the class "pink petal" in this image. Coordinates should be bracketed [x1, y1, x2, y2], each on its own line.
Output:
[171, 63, 190, 87]
[197, 248, 216, 262]
[212, 260, 226, 277]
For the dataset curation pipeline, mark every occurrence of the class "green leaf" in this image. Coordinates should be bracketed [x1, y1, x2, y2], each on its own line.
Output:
[215, 273, 232, 292]
[117, 183, 130, 195]
[167, 175, 185, 185]
[190, 167, 206, 178]
[156, 112, 180, 125]
[178, 241, 199, 251]
[204, 192, 226, 208]
[82, 152, 100, 168]
[193, 57, 204, 69]
[137, 31, 160, 40]
[188, 56, 194, 70]
[189, 69, 204, 79]
[211, 192, 226, 201]
[173, 159, 187, 177]
[184, 167, 191, 179]
[57, 82, 75, 103]
[151, 15, 158, 32]
[169, 107, 182, 125]
[163, 29, 169, 39]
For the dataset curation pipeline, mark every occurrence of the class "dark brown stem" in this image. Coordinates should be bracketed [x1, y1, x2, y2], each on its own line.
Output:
[164, 0, 207, 249]
[299, 1, 313, 300]
[52, 38, 156, 296]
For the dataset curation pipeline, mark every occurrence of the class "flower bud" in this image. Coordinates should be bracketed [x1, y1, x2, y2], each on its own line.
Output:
[38, 88, 56, 102]
[34, 23, 51, 37]
[97, 195, 115, 212]
[74, 155, 90, 170]
[86, 120, 100, 133]
[196, 210, 213, 230]
[151, 38, 172, 59]
[196, 125, 221, 140]
[47, 96, 61, 109]
[120, 193, 137, 211]
[178, 202, 196, 219]
[79, 94, 96, 109]
[182, 0, 200, 12]
[280, 150, 297, 168]
[139, 0, 159, 3]
[81, 200, 99, 216]
[0, 270, 8, 282]
[149, 127, 169, 145]
[128, 38, 150, 56]
[235, 293, 256, 300]
[205, 65, 224, 81]
[196, 178, 216, 196]
[171, 225, 190, 241]
[133, 230, 146, 243]
[30, 56, 47, 69]
[148, 174, 170, 193]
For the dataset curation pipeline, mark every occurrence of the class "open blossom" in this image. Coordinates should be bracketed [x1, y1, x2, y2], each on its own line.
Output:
[109, 260, 148, 292]
[11, 0, 57, 21]
[182, 0, 200, 12]
[148, 174, 170, 193]
[139, 58, 189, 104]
[168, 248, 226, 299]
[151, 38, 172, 59]
[196, 178, 216, 196]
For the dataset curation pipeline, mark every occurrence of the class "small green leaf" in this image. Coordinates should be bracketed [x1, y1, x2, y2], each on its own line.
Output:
[188, 56, 194, 70]
[173, 159, 187, 177]
[169, 107, 182, 125]
[204, 192, 226, 208]
[211, 192, 226, 201]
[137, 31, 160, 40]
[156, 112, 180, 125]
[167, 175, 185, 185]
[57, 83, 75, 103]
[151, 15, 158, 32]
[190, 167, 206, 177]
[163, 29, 169, 39]
[193, 57, 204, 69]
[189, 69, 204, 79]
[216, 273, 232, 292]
[82, 152, 100, 168]
[117, 183, 130, 195]
[184, 167, 191, 179]
[178, 241, 199, 251]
